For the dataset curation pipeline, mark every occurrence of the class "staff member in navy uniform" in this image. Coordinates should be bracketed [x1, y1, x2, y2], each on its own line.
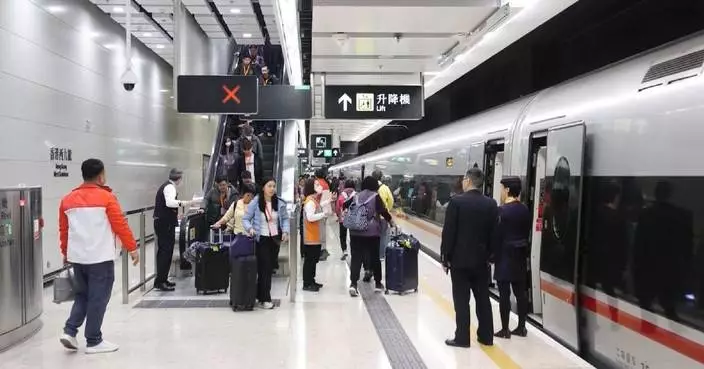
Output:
[153, 168, 190, 292]
[440, 167, 496, 348]
[492, 177, 531, 339]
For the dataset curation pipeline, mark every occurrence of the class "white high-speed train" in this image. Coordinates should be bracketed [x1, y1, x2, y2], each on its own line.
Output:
[331, 32, 704, 368]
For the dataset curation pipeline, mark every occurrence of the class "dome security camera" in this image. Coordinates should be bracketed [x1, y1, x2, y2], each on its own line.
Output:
[121, 68, 137, 91]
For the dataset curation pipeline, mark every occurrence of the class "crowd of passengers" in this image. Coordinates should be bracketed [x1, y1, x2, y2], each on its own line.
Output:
[234, 44, 280, 86]
[55, 133, 533, 354]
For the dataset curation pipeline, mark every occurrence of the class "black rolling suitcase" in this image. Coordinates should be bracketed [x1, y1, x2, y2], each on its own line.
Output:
[194, 230, 230, 294]
[385, 231, 420, 295]
[230, 255, 257, 311]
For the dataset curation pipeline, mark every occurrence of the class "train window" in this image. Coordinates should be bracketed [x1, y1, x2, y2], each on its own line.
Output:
[387, 174, 463, 225]
[581, 176, 704, 333]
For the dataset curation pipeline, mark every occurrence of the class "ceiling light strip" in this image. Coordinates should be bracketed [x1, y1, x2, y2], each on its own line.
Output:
[130, 0, 173, 41]
[273, 0, 302, 85]
[206, 0, 233, 39]
[249, 0, 271, 44]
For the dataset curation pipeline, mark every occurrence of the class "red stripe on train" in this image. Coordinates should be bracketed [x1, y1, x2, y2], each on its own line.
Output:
[541, 279, 704, 365]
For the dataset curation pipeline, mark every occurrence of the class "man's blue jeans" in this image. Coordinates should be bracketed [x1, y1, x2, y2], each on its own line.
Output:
[63, 261, 114, 347]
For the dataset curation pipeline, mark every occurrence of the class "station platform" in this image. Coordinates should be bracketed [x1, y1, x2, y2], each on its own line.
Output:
[0, 218, 593, 369]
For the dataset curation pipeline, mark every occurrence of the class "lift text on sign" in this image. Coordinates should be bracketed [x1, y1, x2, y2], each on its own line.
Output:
[177, 75, 258, 114]
[324, 85, 423, 120]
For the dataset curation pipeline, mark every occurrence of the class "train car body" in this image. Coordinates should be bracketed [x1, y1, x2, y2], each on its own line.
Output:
[331, 32, 704, 369]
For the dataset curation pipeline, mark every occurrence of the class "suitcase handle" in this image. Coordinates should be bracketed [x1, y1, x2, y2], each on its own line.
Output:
[210, 228, 223, 244]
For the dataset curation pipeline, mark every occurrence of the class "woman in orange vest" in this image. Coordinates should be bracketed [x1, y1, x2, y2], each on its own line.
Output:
[303, 178, 327, 292]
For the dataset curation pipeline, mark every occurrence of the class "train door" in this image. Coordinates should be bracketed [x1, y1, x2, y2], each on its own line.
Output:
[467, 142, 485, 170]
[484, 141, 505, 205]
[539, 122, 586, 351]
[526, 133, 547, 322]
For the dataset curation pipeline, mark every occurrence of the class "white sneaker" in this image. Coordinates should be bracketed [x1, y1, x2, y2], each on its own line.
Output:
[259, 301, 274, 309]
[59, 334, 78, 351]
[349, 285, 359, 297]
[85, 340, 119, 354]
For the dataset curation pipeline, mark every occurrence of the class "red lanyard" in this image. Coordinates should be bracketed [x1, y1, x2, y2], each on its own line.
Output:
[265, 204, 276, 235]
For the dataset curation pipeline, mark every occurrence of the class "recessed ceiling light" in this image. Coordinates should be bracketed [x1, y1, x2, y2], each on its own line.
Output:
[169, 96, 174, 99]
[84, 31, 100, 38]
[143, 32, 152, 37]
[160, 89, 169, 93]
[113, 6, 124, 13]
[230, 8, 241, 14]
[200, 115, 209, 119]
[155, 44, 165, 49]
[103, 44, 118, 49]
[47, 5, 66, 13]
[243, 33, 252, 38]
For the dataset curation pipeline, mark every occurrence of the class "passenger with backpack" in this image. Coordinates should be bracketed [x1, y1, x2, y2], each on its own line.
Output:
[344, 176, 394, 297]
[336, 179, 356, 261]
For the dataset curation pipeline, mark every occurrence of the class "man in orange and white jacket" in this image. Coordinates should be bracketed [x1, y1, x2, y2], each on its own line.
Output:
[59, 158, 138, 355]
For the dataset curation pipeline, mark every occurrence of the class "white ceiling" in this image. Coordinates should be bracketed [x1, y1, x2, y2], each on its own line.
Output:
[89, 0, 280, 65]
[309, 0, 579, 142]
[309, 0, 499, 142]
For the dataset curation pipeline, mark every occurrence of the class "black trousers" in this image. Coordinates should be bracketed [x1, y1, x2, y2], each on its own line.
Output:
[350, 235, 382, 285]
[303, 244, 322, 286]
[497, 280, 528, 330]
[256, 236, 277, 302]
[154, 219, 176, 285]
[339, 223, 348, 252]
[450, 266, 494, 345]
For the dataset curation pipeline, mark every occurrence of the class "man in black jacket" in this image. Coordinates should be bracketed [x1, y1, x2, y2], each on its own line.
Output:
[232, 138, 263, 190]
[440, 167, 497, 348]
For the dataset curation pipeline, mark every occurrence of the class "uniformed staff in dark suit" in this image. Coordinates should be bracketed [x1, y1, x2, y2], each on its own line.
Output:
[440, 168, 496, 348]
[492, 176, 531, 339]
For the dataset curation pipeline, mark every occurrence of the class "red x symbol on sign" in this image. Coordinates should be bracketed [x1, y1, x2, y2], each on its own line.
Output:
[222, 85, 241, 104]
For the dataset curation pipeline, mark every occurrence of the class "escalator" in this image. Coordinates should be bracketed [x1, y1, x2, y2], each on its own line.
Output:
[177, 49, 287, 274]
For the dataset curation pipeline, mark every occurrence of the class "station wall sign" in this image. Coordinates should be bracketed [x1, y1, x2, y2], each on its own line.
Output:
[311, 134, 332, 150]
[324, 85, 423, 120]
[313, 148, 340, 158]
[297, 148, 308, 158]
[177, 75, 258, 114]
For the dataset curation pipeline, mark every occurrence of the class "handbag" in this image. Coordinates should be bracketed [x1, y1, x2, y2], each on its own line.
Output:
[229, 235, 256, 258]
[53, 267, 75, 304]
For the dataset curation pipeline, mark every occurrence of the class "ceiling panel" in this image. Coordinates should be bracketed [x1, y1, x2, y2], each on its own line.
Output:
[184, 5, 212, 15]
[313, 58, 438, 73]
[213, 0, 252, 6]
[195, 15, 220, 25]
[313, 37, 456, 57]
[314, 6, 495, 33]
[207, 31, 229, 39]
[222, 16, 259, 26]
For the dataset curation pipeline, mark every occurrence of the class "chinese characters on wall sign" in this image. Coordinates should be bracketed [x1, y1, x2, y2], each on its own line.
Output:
[50, 147, 72, 178]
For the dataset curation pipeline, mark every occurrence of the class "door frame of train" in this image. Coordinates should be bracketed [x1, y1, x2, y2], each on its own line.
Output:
[526, 131, 547, 321]
[541, 121, 587, 353]
[467, 142, 485, 171]
[483, 140, 505, 203]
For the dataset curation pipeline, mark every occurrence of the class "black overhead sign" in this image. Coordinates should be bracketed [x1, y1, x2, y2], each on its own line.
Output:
[177, 75, 258, 114]
[313, 148, 340, 158]
[324, 85, 423, 120]
[248, 85, 312, 120]
[311, 134, 332, 150]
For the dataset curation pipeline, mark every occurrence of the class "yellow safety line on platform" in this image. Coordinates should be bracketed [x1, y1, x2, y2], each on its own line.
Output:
[419, 279, 521, 369]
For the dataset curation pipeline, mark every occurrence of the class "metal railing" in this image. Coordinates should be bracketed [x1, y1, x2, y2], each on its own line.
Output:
[121, 206, 156, 304]
[288, 204, 300, 303]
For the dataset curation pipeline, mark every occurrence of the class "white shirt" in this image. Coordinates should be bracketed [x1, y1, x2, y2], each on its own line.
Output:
[304, 199, 325, 222]
[163, 181, 181, 208]
[260, 201, 278, 237]
[245, 154, 255, 183]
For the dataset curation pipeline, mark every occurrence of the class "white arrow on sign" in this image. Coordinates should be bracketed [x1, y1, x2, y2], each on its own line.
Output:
[338, 93, 352, 112]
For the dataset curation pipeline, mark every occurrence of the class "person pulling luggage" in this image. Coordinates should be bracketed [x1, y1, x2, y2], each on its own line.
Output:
[243, 177, 290, 309]
[302, 178, 327, 291]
